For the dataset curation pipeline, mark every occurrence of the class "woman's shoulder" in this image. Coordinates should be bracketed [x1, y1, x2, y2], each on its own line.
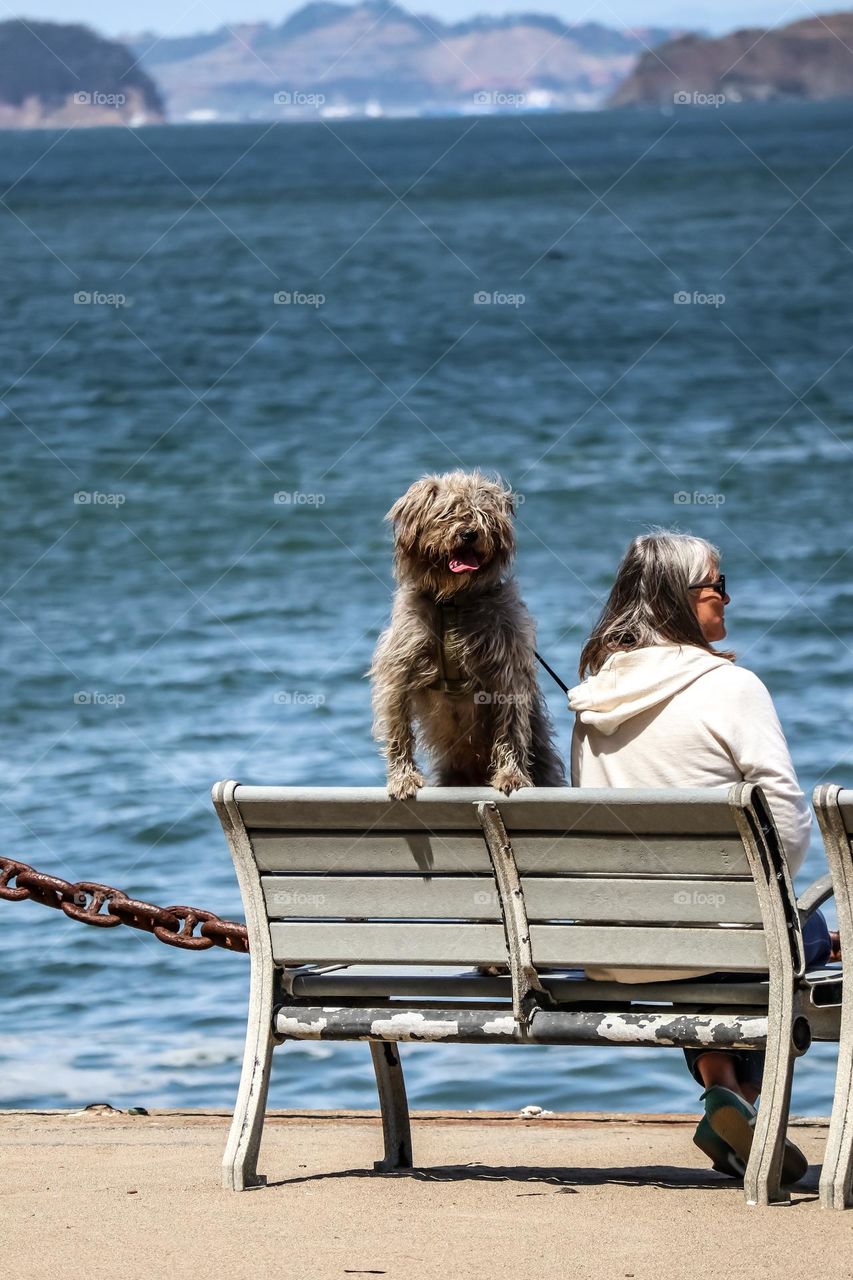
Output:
[698, 659, 772, 701]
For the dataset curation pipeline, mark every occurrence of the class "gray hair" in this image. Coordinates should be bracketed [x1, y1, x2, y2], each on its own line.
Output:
[579, 529, 728, 677]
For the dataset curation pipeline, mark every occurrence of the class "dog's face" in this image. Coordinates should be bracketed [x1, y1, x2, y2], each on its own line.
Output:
[387, 470, 516, 598]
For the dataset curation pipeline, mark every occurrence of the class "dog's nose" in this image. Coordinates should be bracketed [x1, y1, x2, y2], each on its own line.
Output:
[461, 529, 478, 544]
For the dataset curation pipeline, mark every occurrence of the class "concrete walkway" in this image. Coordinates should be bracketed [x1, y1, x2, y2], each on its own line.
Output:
[1, 1109, 851, 1279]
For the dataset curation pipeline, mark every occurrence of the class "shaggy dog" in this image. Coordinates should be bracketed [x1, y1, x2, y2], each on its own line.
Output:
[370, 470, 565, 799]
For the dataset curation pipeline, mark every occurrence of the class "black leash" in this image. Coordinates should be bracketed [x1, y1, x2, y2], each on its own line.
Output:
[534, 649, 571, 697]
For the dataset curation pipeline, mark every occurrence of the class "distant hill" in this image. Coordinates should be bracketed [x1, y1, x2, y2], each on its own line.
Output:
[127, 0, 681, 121]
[0, 20, 164, 127]
[610, 10, 853, 106]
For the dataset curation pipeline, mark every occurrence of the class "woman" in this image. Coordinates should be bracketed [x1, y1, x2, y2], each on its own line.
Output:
[568, 530, 836, 1184]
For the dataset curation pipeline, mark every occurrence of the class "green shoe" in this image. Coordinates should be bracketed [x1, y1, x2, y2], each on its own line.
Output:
[693, 1114, 746, 1178]
[701, 1086, 809, 1186]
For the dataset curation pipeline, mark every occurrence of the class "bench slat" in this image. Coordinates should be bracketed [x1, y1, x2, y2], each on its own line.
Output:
[251, 832, 750, 877]
[260, 874, 761, 924]
[237, 786, 739, 835]
[269, 921, 768, 970]
[287, 966, 771, 1007]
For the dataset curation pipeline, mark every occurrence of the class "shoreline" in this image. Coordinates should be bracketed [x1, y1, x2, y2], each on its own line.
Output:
[0, 1105, 833, 1124]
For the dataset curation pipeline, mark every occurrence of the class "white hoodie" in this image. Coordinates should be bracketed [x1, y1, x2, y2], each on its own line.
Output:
[569, 644, 811, 982]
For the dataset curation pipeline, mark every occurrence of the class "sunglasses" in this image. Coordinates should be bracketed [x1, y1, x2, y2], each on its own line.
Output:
[689, 574, 726, 597]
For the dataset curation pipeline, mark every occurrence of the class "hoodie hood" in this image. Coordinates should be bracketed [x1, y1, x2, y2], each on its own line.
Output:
[568, 644, 730, 736]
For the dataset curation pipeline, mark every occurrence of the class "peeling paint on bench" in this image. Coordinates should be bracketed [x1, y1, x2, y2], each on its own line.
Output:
[276, 1014, 329, 1038]
[589, 1012, 768, 1048]
[481, 1015, 516, 1037]
[368, 1012, 459, 1040]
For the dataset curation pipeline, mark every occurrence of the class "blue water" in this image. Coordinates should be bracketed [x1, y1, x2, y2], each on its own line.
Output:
[1, 103, 852, 1115]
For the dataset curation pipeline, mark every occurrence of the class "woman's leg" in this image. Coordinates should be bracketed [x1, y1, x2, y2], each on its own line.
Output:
[686, 912, 833, 1105]
[686, 920, 833, 1181]
[692, 1051, 760, 1105]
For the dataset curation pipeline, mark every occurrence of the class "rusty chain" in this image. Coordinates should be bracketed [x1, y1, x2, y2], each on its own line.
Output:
[0, 857, 249, 953]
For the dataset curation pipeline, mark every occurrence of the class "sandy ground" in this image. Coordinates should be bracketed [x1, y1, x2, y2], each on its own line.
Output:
[1, 1108, 851, 1279]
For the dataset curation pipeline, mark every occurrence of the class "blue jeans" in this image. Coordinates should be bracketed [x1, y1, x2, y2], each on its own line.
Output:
[683, 909, 832, 1090]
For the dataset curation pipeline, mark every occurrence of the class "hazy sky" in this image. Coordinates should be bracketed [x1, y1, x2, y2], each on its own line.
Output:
[9, 0, 825, 38]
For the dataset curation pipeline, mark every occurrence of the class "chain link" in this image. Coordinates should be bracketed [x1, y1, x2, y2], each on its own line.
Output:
[0, 857, 249, 953]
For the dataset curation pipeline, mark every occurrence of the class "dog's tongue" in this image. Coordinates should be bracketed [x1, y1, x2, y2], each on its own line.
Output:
[449, 551, 480, 573]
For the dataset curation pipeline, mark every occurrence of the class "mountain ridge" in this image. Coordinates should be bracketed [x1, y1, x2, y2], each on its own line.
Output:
[125, 1, 681, 121]
[610, 9, 853, 105]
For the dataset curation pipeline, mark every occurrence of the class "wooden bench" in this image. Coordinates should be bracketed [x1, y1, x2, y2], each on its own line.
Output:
[213, 780, 847, 1207]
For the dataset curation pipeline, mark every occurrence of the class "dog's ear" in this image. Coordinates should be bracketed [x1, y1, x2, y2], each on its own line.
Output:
[502, 486, 517, 517]
[386, 476, 439, 552]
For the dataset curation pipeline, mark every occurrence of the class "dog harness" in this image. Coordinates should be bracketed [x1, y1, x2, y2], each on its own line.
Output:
[427, 601, 469, 696]
[425, 599, 571, 700]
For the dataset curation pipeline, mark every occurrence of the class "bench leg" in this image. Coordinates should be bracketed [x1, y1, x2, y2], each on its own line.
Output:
[820, 1036, 853, 1209]
[744, 1015, 795, 1206]
[222, 970, 276, 1190]
[370, 1040, 413, 1171]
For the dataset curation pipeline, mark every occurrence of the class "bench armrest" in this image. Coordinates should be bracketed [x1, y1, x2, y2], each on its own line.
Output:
[797, 872, 834, 921]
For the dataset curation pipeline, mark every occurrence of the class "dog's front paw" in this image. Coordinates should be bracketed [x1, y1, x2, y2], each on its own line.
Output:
[490, 768, 533, 795]
[387, 766, 425, 800]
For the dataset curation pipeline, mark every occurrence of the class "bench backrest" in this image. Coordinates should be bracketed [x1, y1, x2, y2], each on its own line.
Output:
[213, 783, 804, 977]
